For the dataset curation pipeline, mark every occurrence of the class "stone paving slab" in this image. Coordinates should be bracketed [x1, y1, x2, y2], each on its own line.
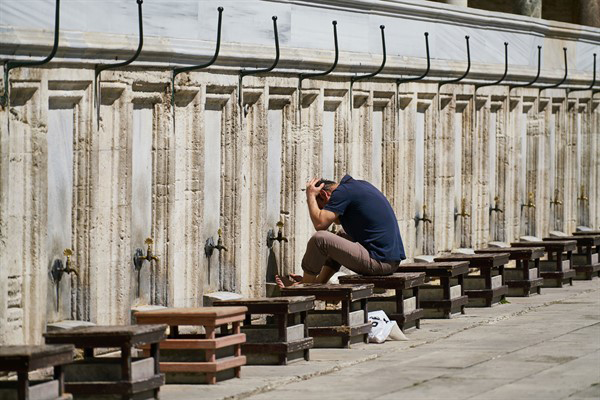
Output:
[161, 279, 600, 400]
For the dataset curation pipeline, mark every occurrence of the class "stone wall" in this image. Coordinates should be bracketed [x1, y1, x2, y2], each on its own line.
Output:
[0, 0, 599, 345]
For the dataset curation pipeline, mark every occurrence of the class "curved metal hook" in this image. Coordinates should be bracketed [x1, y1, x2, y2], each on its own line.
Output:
[511, 45, 541, 91]
[1, 0, 61, 107]
[239, 16, 279, 107]
[299, 21, 339, 83]
[568, 53, 596, 96]
[539, 47, 567, 92]
[172, 6, 223, 108]
[439, 36, 470, 88]
[351, 25, 386, 84]
[397, 32, 430, 85]
[476, 42, 508, 91]
[95, 0, 144, 127]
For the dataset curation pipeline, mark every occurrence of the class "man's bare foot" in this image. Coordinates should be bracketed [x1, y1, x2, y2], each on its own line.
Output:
[275, 275, 301, 288]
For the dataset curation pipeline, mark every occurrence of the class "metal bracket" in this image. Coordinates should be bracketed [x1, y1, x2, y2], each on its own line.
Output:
[510, 46, 541, 92]
[133, 248, 145, 271]
[568, 53, 596, 96]
[476, 42, 508, 92]
[439, 36, 470, 88]
[539, 47, 567, 93]
[51, 259, 65, 284]
[205, 237, 216, 258]
[397, 32, 430, 86]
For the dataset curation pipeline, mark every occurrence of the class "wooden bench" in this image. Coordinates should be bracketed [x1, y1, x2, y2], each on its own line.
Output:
[511, 241, 577, 287]
[134, 307, 246, 384]
[44, 325, 166, 399]
[476, 247, 545, 297]
[213, 296, 315, 365]
[544, 235, 600, 280]
[434, 253, 509, 307]
[280, 284, 373, 348]
[397, 262, 469, 318]
[0, 345, 74, 400]
[338, 272, 426, 330]
[573, 230, 600, 236]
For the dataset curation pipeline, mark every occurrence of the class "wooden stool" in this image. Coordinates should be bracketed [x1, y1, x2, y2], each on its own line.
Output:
[213, 296, 315, 365]
[338, 273, 426, 330]
[44, 325, 166, 399]
[434, 253, 509, 307]
[476, 247, 545, 296]
[544, 236, 600, 280]
[511, 241, 577, 287]
[0, 345, 74, 400]
[280, 284, 373, 348]
[397, 262, 470, 318]
[134, 307, 246, 384]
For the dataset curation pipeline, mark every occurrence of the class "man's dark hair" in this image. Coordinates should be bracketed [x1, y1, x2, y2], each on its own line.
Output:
[316, 179, 336, 192]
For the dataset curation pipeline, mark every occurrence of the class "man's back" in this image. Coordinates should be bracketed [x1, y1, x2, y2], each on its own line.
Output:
[324, 175, 406, 262]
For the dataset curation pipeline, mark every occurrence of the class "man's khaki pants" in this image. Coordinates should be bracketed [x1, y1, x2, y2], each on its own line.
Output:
[301, 230, 399, 276]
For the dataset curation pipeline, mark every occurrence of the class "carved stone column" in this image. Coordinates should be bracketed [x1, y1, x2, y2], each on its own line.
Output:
[578, 0, 600, 27]
[513, 0, 542, 18]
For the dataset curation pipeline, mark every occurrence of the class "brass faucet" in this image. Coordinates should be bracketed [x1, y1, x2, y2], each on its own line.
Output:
[489, 196, 503, 214]
[205, 228, 228, 257]
[415, 204, 433, 225]
[578, 185, 588, 203]
[550, 189, 562, 206]
[267, 220, 289, 248]
[523, 192, 536, 209]
[50, 248, 79, 311]
[455, 198, 471, 219]
[136, 237, 159, 265]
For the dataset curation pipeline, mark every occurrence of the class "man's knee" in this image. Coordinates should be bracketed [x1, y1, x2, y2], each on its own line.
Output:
[308, 230, 335, 248]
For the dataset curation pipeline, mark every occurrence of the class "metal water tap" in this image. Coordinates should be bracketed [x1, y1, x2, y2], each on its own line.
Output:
[50, 248, 79, 311]
[489, 196, 503, 214]
[455, 198, 471, 219]
[415, 204, 432, 225]
[134, 237, 159, 272]
[578, 185, 588, 203]
[550, 190, 562, 206]
[523, 192, 536, 209]
[205, 228, 229, 257]
[267, 220, 289, 248]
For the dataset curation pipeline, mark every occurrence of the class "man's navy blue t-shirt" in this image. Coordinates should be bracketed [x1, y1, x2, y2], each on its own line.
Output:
[323, 175, 406, 262]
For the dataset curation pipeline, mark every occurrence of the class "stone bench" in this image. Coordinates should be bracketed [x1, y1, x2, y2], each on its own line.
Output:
[476, 247, 545, 297]
[134, 307, 246, 384]
[544, 235, 600, 280]
[397, 262, 469, 318]
[434, 253, 509, 307]
[213, 296, 315, 365]
[511, 240, 577, 287]
[0, 345, 74, 400]
[338, 272, 426, 330]
[280, 284, 373, 348]
[44, 325, 166, 399]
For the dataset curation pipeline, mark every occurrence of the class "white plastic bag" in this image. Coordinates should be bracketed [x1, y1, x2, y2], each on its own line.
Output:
[367, 310, 408, 343]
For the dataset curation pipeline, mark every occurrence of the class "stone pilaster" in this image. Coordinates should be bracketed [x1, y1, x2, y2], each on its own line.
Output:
[513, 0, 542, 18]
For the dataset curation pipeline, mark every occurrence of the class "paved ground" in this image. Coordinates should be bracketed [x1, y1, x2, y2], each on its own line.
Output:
[163, 279, 600, 400]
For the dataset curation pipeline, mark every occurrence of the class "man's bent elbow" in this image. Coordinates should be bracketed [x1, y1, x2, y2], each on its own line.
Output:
[314, 222, 331, 231]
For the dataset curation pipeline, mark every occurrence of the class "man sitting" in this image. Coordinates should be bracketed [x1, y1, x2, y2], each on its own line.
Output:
[277, 175, 405, 287]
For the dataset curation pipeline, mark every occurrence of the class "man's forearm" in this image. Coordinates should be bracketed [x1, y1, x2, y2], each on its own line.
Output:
[307, 196, 330, 230]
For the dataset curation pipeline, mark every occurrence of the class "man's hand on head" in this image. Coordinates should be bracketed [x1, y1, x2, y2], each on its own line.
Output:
[305, 177, 324, 199]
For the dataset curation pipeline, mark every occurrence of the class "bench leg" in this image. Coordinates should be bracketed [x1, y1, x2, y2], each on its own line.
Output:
[341, 300, 350, 348]
[54, 365, 64, 397]
[17, 372, 28, 400]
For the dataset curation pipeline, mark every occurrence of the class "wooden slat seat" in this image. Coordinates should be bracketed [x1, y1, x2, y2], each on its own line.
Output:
[338, 273, 426, 330]
[44, 325, 166, 399]
[476, 247, 545, 296]
[434, 254, 509, 307]
[213, 296, 315, 365]
[544, 235, 600, 280]
[511, 240, 577, 287]
[0, 345, 74, 400]
[280, 284, 373, 348]
[134, 307, 246, 384]
[397, 262, 469, 318]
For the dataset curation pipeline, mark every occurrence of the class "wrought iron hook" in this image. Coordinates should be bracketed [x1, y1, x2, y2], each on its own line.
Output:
[397, 32, 430, 85]
[172, 7, 223, 108]
[95, 0, 144, 128]
[568, 53, 596, 96]
[510, 45, 541, 91]
[476, 42, 508, 92]
[439, 36, 470, 88]
[539, 47, 567, 92]
[239, 16, 280, 108]
[299, 21, 339, 84]
[1, 0, 61, 108]
[351, 25, 386, 85]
